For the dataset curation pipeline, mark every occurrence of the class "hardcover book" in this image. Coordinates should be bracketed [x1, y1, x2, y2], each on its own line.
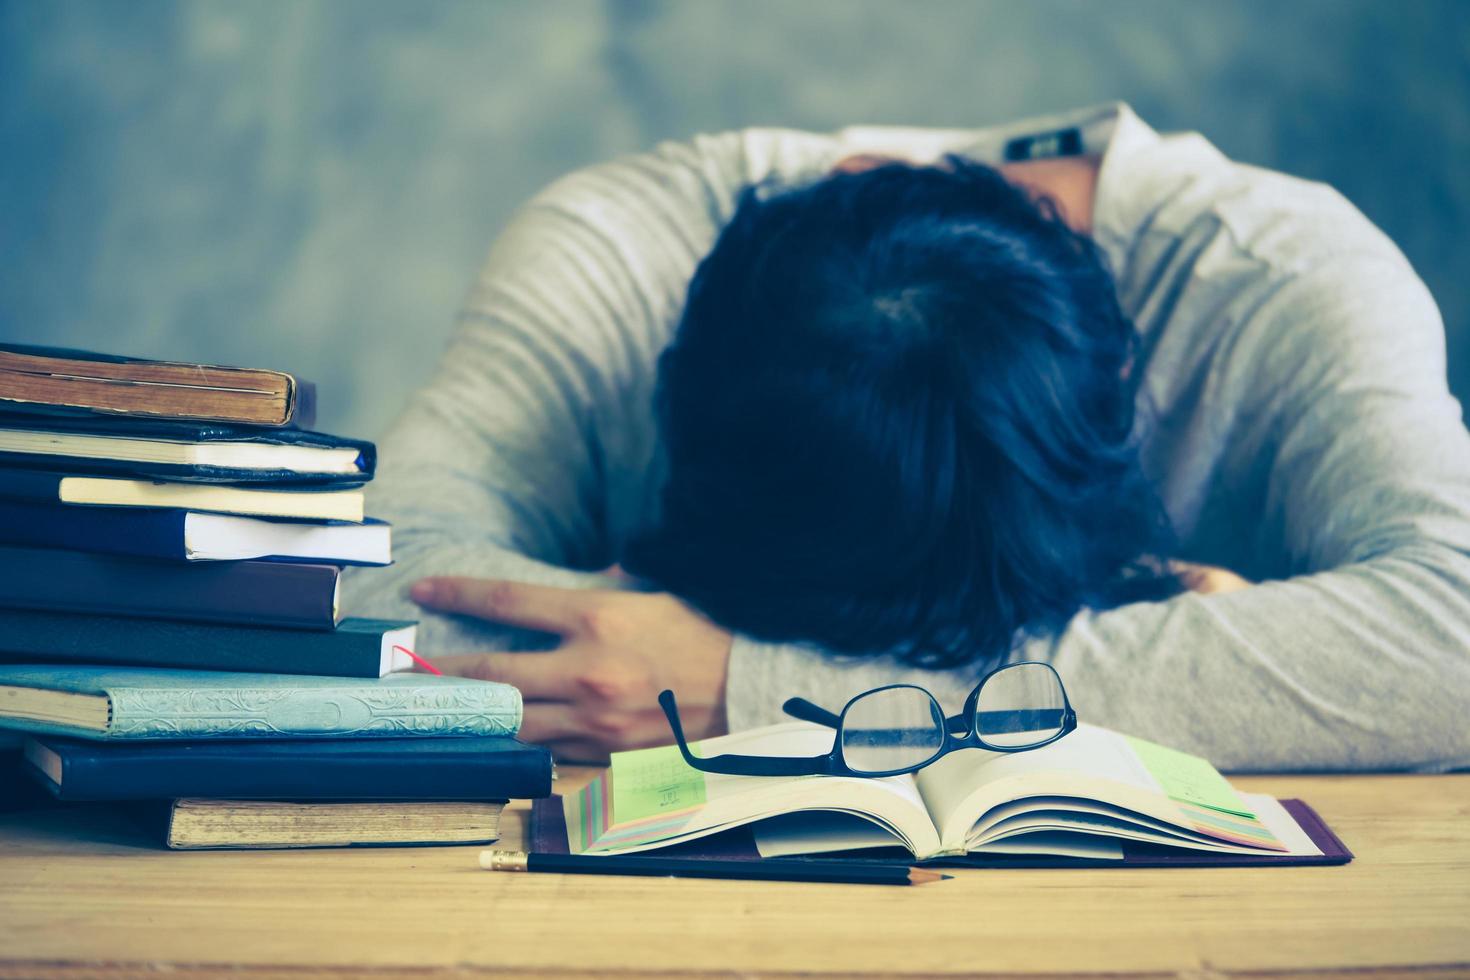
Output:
[0, 500, 390, 564]
[0, 417, 374, 485]
[0, 665, 521, 740]
[0, 546, 342, 629]
[0, 343, 314, 427]
[23, 734, 554, 801]
[165, 798, 506, 850]
[0, 610, 415, 678]
[0, 470, 364, 522]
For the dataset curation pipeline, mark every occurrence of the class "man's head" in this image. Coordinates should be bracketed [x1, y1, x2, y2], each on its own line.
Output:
[625, 157, 1178, 669]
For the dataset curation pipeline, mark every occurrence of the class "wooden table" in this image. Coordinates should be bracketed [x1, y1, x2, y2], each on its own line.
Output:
[0, 770, 1467, 979]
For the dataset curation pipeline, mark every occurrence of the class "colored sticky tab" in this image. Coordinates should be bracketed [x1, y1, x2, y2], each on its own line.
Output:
[1124, 735, 1254, 818]
[609, 742, 708, 823]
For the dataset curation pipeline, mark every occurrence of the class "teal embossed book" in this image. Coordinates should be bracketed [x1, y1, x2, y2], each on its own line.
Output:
[0, 665, 521, 740]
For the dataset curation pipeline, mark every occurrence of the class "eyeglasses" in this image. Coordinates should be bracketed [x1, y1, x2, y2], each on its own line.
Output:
[659, 661, 1076, 779]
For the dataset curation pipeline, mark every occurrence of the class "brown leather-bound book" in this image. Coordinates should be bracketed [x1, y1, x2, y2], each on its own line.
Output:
[0, 344, 314, 428]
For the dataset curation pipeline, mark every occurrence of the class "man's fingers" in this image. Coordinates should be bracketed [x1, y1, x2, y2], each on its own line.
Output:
[517, 702, 587, 745]
[428, 651, 578, 701]
[410, 577, 595, 635]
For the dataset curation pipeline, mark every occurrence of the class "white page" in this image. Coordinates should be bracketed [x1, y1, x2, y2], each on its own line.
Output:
[754, 811, 1124, 861]
[571, 722, 943, 856]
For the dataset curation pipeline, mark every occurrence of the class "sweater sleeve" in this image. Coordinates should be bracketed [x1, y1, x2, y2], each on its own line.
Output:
[726, 254, 1470, 773]
[345, 129, 840, 653]
[340, 153, 710, 651]
[339, 194, 644, 653]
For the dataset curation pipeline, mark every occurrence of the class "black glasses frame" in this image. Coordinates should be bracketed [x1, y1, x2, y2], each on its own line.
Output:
[658, 660, 1077, 779]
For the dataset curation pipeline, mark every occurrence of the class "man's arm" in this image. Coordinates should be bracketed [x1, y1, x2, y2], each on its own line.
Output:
[346, 130, 844, 758]
[725, 256, 1470, 772]
[342, 196, 643, 654]
[348, 129, 853, 653]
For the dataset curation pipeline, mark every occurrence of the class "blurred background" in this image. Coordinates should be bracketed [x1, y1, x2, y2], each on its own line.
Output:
[2, 0, 1467, 438]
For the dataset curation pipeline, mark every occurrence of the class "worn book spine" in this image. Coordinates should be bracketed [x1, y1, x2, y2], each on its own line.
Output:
[27, 736, 554, 801]
[0, 609, 412, 678]
[0, 546, 340, 629]
[99, 678, 521, 740]
[0, 343, 310, 427]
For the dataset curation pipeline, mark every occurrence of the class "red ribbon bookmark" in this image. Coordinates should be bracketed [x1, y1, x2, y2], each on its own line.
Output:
[393, 644, 442, 675]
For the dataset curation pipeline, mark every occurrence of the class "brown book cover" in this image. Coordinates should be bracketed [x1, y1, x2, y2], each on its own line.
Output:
[0, 344, 314, 428]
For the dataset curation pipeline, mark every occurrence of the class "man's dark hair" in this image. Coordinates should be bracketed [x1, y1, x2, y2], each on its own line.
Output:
[624, 157, 1180, 669]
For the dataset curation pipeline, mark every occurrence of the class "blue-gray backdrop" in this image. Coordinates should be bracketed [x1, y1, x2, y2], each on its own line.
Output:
[3, 0, 1467, 438]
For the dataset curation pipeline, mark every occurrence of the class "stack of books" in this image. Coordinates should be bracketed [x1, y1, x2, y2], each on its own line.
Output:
[0, 344, 551, 848]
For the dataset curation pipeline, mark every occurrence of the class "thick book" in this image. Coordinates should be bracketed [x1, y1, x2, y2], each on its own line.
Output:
[0, 417, 374, 485]
[0, 343, 313, 427]
[0, 470, 364, 522]
[561, 723, 1351, 866]
[0, 666, 521, 740]
[0, 546, 342, 629]
[0, 610, 416, 678]
[0, 500, 390, 564]
[165, 798, 506, 850]
[22, 734, 554, 801]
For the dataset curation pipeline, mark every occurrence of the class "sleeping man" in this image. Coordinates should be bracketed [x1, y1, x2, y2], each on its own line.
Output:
[347, 103, 1470, 771]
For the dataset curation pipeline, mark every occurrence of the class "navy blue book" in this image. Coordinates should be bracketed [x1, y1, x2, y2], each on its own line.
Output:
[0, 608, 417, 678]
[0, 499, 390, 564]
[0, 546, 342, 630]
[23, 734, 554, 801]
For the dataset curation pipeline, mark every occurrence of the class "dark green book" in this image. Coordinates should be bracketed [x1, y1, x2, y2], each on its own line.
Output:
[0, 609, 416, 678]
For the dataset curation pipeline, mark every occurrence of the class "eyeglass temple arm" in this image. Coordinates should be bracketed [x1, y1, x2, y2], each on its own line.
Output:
[661, 691, 829, 776]
[782, 697, 840, 728]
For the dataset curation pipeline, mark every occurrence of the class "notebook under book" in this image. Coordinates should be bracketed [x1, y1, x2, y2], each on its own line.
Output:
[0, 417, 374, 485]
[556, 722, 1352, 867]
[0, 470, 364, 522]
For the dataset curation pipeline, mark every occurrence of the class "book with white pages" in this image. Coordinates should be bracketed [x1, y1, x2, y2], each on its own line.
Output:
[564, 723, 1344, 865]
[0, 427, 365, 476]
[0, 499, 388, 564]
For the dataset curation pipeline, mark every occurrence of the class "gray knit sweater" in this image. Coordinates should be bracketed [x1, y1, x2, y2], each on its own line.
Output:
[346, 104, 1470, 772]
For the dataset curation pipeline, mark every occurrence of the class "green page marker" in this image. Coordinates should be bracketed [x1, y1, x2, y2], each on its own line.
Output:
[1124, 735, 1254, 819]
[610, 742, 709, 823]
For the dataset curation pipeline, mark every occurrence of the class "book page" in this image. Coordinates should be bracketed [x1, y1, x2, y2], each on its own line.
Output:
[913, 724, 1283, 854]
[565, 722, 943, 857]
[753, 811, 1125, 861]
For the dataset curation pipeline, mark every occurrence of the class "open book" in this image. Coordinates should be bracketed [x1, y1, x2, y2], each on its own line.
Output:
[565, 723, 1326, 862]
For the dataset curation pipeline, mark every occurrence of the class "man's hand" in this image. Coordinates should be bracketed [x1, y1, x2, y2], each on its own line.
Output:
[1173, 561, 1253, 594]
[409, 577, 734, 763]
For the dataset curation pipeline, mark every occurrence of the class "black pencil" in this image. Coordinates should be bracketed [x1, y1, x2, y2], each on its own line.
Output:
[479, 849, 949, 886]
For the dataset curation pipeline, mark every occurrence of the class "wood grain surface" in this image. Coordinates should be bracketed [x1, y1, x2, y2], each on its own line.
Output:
[0, 771, 1466, 979]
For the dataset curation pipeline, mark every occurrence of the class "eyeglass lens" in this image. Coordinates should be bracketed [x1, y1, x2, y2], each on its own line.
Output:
[975, 663, 1067, 748]
[839, 687, 945, 775]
